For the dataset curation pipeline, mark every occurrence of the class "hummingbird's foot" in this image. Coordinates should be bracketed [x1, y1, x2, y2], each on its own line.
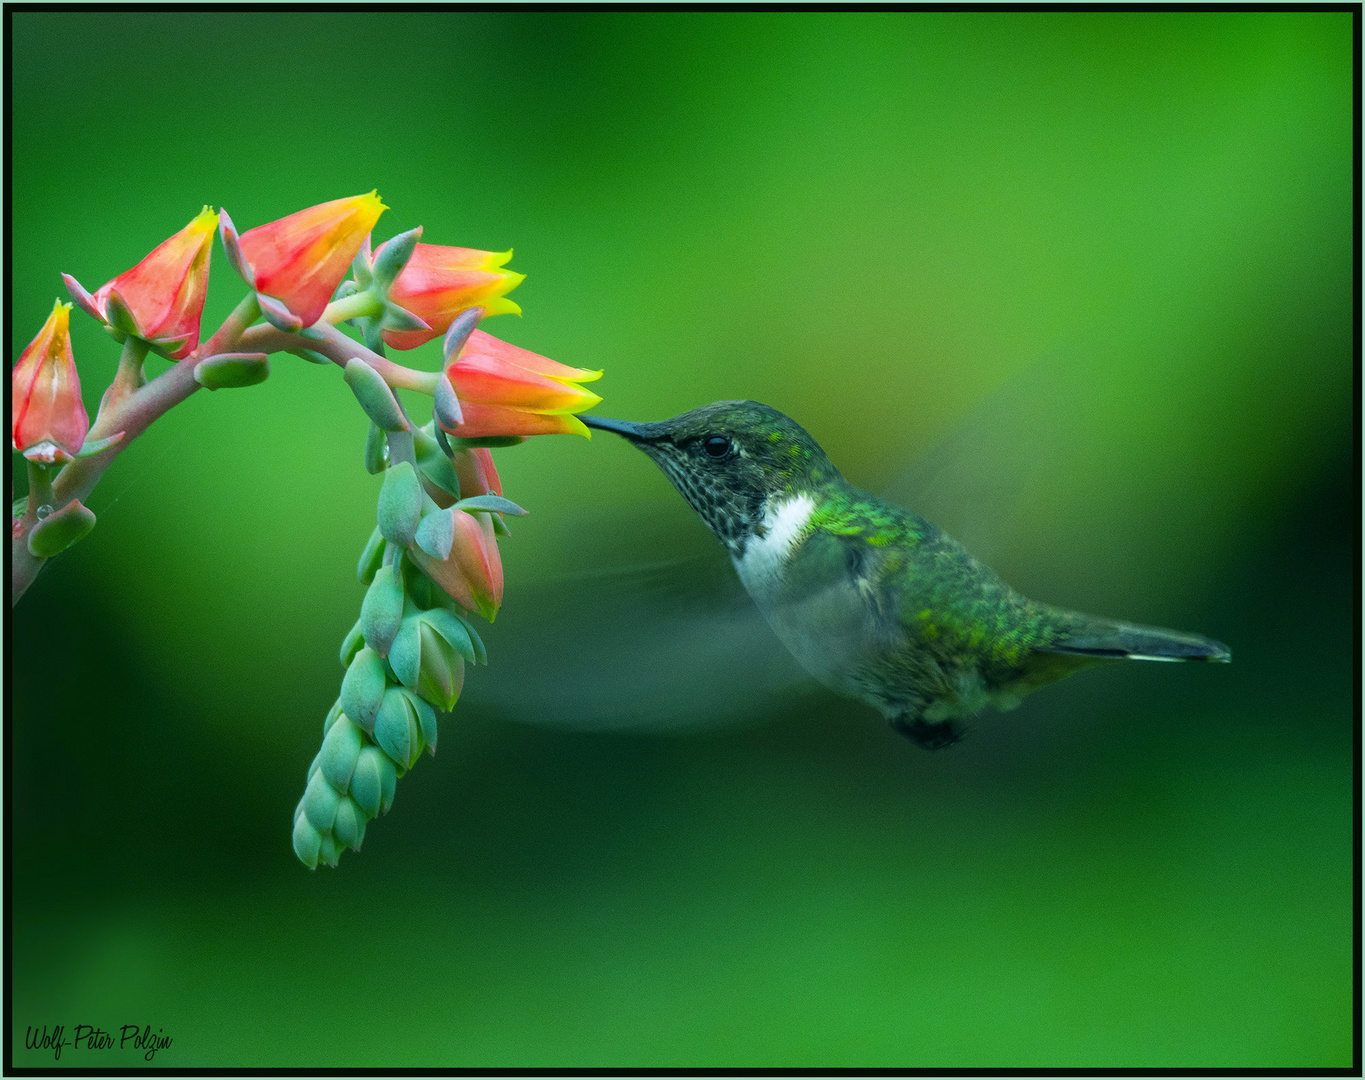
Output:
[891, 716, 965, 751]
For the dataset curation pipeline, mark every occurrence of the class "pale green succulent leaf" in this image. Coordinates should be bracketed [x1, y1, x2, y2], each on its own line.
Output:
[419, 608, 477, 663]
[27, 500, 96, 558]
[319, 716, 363, 794]
[407, 688, 439, 755]
[365, 422, 388, 475]
[317, 831, 342, 868]
[292, 811, 322, 869]
[303, 770, 341, 833]
[323, 698, 344, 737]
[332, 798, 364, 851]
[377, 462, 422, 548]
[357, 526, 386, 585]
[388, 617, 423, 690]
[350, 747, 385, 818]
[454, 495, 527, 516]
[360, 564, 405, 656]
[340, 648, 388, 735]
[374, 687, 415, 768]
[344, 358, 407, 432]
[340, 619, 365, 670]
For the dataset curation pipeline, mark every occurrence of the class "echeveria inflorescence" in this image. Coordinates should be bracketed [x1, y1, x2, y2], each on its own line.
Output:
[14, 189, 607, 871]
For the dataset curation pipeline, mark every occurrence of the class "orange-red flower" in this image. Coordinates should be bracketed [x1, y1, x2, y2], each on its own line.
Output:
[238, 192, 386, 327]
[72, 207, 218, 359]
[411, 508, 504, 621]
[380, 244, 524, 350]
[12, 301, 88, 463]
[439, 330, 601, 439]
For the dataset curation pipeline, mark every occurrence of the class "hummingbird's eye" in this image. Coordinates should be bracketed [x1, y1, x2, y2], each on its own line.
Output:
[703, 435, 732, 458]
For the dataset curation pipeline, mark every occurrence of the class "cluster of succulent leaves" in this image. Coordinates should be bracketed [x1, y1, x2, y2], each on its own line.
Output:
[292, 407, 523, 869]
[292, 526, 485, 869]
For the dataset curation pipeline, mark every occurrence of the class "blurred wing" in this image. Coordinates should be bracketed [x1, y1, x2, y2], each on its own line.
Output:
[463, 550, 816, 733]
[879, 345, 1086, 567]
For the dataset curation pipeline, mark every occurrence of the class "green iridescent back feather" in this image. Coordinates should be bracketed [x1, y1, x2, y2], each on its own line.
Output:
[809, 481, 1091, 673]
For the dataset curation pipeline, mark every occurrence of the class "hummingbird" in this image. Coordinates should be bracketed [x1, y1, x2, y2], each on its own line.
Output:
[582, 401, 1230, 749]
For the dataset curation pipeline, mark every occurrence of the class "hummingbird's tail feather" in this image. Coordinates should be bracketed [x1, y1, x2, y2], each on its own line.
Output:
[1041, 619, 1231, 663]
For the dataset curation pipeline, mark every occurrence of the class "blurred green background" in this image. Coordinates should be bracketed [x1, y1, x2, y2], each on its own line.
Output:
[10, 10, 1354, 1068]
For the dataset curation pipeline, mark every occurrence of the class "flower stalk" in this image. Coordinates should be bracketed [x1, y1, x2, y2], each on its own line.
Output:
[104, 337, 150, 411]
[24, 460, 55, 518]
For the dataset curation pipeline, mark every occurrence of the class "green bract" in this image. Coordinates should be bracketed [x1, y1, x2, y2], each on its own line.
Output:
[343, 358, 406, 432]
[389, 611, 467, 712]
[340, 647, 388, 734]
[373, 686, 422, 769]
[414, 506, 455, 560]
[193, 352, 270, 390]
[359, 564, 404, 656]
[414, 426, 461, 499]
[319, 715, 363, 793]
[302, 769, 340, 833]
[357, 526, 386, 585]
[332, 798, 366, 851]
[339, 619, 365, 669]
[27, 500, 96, 558]
[364, 422, 388, 475]
[377, 462, 422, 548]
[454, 494, 526, 515]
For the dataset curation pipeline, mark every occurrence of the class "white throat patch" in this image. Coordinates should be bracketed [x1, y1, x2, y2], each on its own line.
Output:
[734, 491, 815, 592]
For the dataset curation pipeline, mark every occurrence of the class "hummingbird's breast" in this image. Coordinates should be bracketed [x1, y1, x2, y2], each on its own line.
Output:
[732, 491, 817, 596]
[734, 491, 895, 702]
[733, 486, 1046, 723]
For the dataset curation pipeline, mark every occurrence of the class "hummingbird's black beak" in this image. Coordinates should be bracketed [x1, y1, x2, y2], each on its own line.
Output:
[581, 415, 653, 441]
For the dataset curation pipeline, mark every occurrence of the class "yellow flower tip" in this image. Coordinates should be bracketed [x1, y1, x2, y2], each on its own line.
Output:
[483, 296, 523, 319]
[44, 299, 72, 338]
[357, 197, 386, 234]
[485, 248, 515, 270]
[564, 414, 592, 438]
[543, 366, 603, 387]
[361, 189, 389, 216]
[182, 207, 219, 240]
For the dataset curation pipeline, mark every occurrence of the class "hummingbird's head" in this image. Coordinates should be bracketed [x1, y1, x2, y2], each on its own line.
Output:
[583, 400, 839, 555]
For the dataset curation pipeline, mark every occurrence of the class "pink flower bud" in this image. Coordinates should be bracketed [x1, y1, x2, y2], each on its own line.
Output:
[238, 192, 387, 327]
[413, 509, 504, 621]
[453, 447, 502, 498]
[439, 330, 602, 439]
[380, 244, 524, 350]
[12, 301, 88, 463]
[88, 207, 218, 359]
